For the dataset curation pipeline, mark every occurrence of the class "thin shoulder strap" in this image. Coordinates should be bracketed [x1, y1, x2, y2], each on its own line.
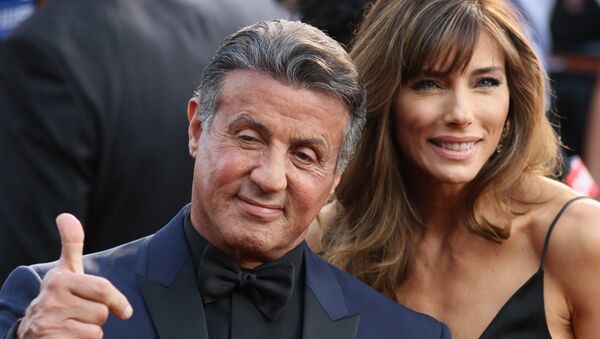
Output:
[539, 195, 590, 268]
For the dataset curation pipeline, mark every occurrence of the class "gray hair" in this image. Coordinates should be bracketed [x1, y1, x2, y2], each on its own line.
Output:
[193, 19, 366, 172]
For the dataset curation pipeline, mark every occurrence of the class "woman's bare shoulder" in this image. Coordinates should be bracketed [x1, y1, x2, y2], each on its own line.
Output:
[531, 177, 600, 336]
[528, 175, 599, 224]
[541, 189, 600, 267]
[512, 175, 600, 271]
[523, 175, 599, 242]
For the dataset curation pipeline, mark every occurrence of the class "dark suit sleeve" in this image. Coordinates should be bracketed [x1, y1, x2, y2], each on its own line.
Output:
[0, 266, 44, 337]
[0, 37, 97, 283]
[2, 320, 20, 339]
[440, 322, 452, 338]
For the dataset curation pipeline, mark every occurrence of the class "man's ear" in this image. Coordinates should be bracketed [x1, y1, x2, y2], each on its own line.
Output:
[330, 173, 341, 196]
[187, 98, 202, 158]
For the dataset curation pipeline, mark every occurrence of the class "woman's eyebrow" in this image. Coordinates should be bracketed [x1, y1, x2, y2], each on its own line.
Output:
[471, 66, 504, 75]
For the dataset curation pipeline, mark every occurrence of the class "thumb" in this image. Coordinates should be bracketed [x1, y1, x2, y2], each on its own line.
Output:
[56, 213, 85, 274]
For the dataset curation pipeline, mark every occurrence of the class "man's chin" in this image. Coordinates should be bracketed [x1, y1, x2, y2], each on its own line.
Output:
[224, 236, 289, 267]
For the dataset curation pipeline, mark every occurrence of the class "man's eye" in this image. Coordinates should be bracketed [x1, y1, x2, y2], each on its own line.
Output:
[236, 129, 261, 143]
[410, 80, 440, 91]
[477, 77, 501, 88]
[238, 134, 257, 142]
[294, 150, 317, 164]
[295, 152, 313, 162]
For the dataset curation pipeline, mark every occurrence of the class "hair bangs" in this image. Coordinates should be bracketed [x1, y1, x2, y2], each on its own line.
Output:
[402, 2, 482, 81]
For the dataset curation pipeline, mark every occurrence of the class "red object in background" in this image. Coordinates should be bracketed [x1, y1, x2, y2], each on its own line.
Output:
[564, 155, 599, 198]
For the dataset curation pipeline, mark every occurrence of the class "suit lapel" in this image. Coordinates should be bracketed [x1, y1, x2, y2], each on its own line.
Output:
[136, 207, 209, 339]
[302, 246, 359, 339]
[137, 259, 208, 339]
[302, 288, 359, 339]
[135, 209, 359, 339]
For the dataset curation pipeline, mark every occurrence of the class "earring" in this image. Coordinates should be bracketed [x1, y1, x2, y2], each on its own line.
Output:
[496, 120, 510, 154]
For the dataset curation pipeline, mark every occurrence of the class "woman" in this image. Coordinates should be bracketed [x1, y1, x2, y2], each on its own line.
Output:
[310, 0, 600, 337]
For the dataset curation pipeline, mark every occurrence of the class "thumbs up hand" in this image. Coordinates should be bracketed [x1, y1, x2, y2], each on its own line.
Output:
[16, 214, 132, 339]
[56, 213, 85, 274]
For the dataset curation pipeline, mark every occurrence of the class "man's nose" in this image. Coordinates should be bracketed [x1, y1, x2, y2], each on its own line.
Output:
[249, 152, 288, 193]
[444, 89, 473, 128]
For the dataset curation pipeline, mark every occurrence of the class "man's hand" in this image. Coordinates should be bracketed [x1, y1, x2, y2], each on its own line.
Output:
[16, 214, 133, 338]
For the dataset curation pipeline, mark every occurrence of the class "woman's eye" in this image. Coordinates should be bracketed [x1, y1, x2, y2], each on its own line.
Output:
[477, 77, 501, 88]
[410, 80, 440, 91]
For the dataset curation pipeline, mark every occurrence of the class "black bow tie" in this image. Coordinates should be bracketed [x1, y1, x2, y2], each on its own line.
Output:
[197, 245, 295, 321]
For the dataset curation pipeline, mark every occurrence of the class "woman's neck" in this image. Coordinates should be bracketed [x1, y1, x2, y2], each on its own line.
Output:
[407, 171, 468, 232]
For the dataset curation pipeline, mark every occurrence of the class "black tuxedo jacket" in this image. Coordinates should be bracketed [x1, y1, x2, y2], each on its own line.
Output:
[0, 207, 450, 338]
[0, 0, 290, 283]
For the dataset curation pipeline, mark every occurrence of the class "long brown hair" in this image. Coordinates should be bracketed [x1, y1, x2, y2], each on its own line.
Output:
[322, 0, 561, 298]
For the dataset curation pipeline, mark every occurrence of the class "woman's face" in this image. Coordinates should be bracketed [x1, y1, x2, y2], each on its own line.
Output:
[393, 31, 509, 187]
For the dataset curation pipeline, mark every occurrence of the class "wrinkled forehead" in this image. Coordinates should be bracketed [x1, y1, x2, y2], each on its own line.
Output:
[218, 70, 350, 141]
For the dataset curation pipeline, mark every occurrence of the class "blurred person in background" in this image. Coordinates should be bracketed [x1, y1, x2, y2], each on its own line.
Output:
[293, 0, 371, 48]
[550, 0, 600, 189]
[509, 0, 599, 197]
[0, 0, 290, 284]
[0, 0, 34, 38]
[583, 74, 600, 189]
[310, 0, 600, 337]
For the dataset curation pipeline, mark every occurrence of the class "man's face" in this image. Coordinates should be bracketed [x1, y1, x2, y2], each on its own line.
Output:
[187, 70, 348, 267]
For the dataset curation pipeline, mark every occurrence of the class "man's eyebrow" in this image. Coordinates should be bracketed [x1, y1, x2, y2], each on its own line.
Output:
[290, 137, 328, 151]
[227, 114, 273, 138]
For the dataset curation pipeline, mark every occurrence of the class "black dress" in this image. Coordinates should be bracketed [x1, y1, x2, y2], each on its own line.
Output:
[479, 196, 588, 338]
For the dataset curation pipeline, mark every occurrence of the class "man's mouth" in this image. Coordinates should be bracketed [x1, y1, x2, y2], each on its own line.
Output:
[236, 195, 284, 220]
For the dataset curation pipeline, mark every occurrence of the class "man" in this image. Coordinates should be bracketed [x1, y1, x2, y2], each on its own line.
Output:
[0, 0, 290, 283]
[0, 20, 450, 338]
